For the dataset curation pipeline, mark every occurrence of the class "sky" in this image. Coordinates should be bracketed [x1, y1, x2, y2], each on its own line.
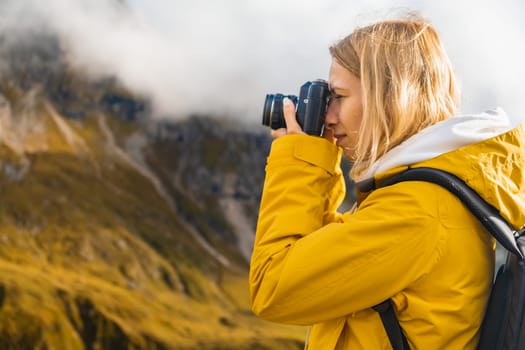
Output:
[1, 0, 524, 124]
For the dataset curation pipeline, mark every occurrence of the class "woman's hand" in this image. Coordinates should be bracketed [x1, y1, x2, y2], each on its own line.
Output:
[270, 97, 336, 144]
[323, 127, 335, 144]
[270, 98, 305, 139]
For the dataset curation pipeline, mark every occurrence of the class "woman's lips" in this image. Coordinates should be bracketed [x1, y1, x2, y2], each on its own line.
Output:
[334, 134, 346, 146]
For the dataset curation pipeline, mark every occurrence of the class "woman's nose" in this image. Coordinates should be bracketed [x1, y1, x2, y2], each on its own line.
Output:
[324, 102, 338, 128]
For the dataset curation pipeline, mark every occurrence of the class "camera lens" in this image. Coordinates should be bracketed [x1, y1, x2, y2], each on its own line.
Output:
[261, 94, 297, 130]
[262, 94, 277, 128]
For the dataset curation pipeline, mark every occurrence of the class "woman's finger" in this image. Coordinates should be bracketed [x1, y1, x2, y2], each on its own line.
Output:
[271, 128, 287, 139]
[282, 98, 304, 135]
[323, 127, 336, 143]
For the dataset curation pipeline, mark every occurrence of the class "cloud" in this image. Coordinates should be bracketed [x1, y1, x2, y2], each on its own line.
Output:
[1, 0, 524, 123]
[414, 0, 525, 123]
[1, 0, 192, 116]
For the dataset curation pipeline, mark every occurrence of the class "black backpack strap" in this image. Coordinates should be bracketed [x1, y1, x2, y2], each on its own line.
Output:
[373, 300, 410, 350]
[371, 167, 523, 350]
[381, 167, 523, 258]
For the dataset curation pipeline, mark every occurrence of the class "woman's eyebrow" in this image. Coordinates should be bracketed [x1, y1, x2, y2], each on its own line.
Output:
[329, 85, 347, 93]
[329, 81, 346, 91]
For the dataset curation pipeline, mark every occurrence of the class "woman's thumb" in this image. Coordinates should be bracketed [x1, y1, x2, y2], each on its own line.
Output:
[282, 97, 303, 134]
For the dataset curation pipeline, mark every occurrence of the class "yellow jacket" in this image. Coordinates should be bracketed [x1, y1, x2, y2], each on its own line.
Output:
[250, 122, 525, 349]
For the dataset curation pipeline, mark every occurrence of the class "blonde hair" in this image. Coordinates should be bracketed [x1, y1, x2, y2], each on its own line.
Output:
[329, 13, 460, 180]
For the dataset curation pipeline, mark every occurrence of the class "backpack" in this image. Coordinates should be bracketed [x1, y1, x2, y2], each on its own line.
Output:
[371, 167, 525, 350]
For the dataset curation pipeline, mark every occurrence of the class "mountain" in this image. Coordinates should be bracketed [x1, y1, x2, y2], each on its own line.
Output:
[0, 31, 307, 349]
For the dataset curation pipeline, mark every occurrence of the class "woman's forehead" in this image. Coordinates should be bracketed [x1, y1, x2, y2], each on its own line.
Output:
[329, 60, 360, 90]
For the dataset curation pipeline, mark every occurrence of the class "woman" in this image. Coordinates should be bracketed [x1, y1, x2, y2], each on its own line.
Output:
[249, 13, 525, 349]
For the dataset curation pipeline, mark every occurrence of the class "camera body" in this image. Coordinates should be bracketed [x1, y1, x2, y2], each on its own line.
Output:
[262, 79, 331, 136]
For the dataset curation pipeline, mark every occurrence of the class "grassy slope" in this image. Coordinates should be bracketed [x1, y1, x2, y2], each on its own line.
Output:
[0, 95, 304, 349]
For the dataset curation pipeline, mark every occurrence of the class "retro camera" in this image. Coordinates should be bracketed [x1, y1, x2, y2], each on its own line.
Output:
[261, 79, 331, 136]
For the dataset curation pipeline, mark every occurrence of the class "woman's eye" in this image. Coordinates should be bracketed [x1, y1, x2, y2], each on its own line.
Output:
[332, 94, 344, 100]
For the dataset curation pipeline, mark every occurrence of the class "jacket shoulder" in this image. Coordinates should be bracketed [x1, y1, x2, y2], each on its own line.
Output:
[360, 179, 484, 232]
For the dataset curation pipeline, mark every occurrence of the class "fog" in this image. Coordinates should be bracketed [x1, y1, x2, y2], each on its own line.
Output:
[1, 0, 524, 123]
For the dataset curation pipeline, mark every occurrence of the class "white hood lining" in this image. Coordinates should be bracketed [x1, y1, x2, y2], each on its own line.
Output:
[357, 108, 518, 182]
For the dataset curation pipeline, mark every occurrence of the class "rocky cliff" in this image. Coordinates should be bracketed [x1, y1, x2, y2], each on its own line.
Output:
[0, 30, 306, 349]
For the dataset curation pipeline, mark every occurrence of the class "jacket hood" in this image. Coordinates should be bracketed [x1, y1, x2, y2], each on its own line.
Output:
[364, 108, 525, 230]
[359, 108, 517, 181]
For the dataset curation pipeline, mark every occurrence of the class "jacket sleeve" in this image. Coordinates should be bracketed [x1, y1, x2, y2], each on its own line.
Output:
[249, 134, 445, 325]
